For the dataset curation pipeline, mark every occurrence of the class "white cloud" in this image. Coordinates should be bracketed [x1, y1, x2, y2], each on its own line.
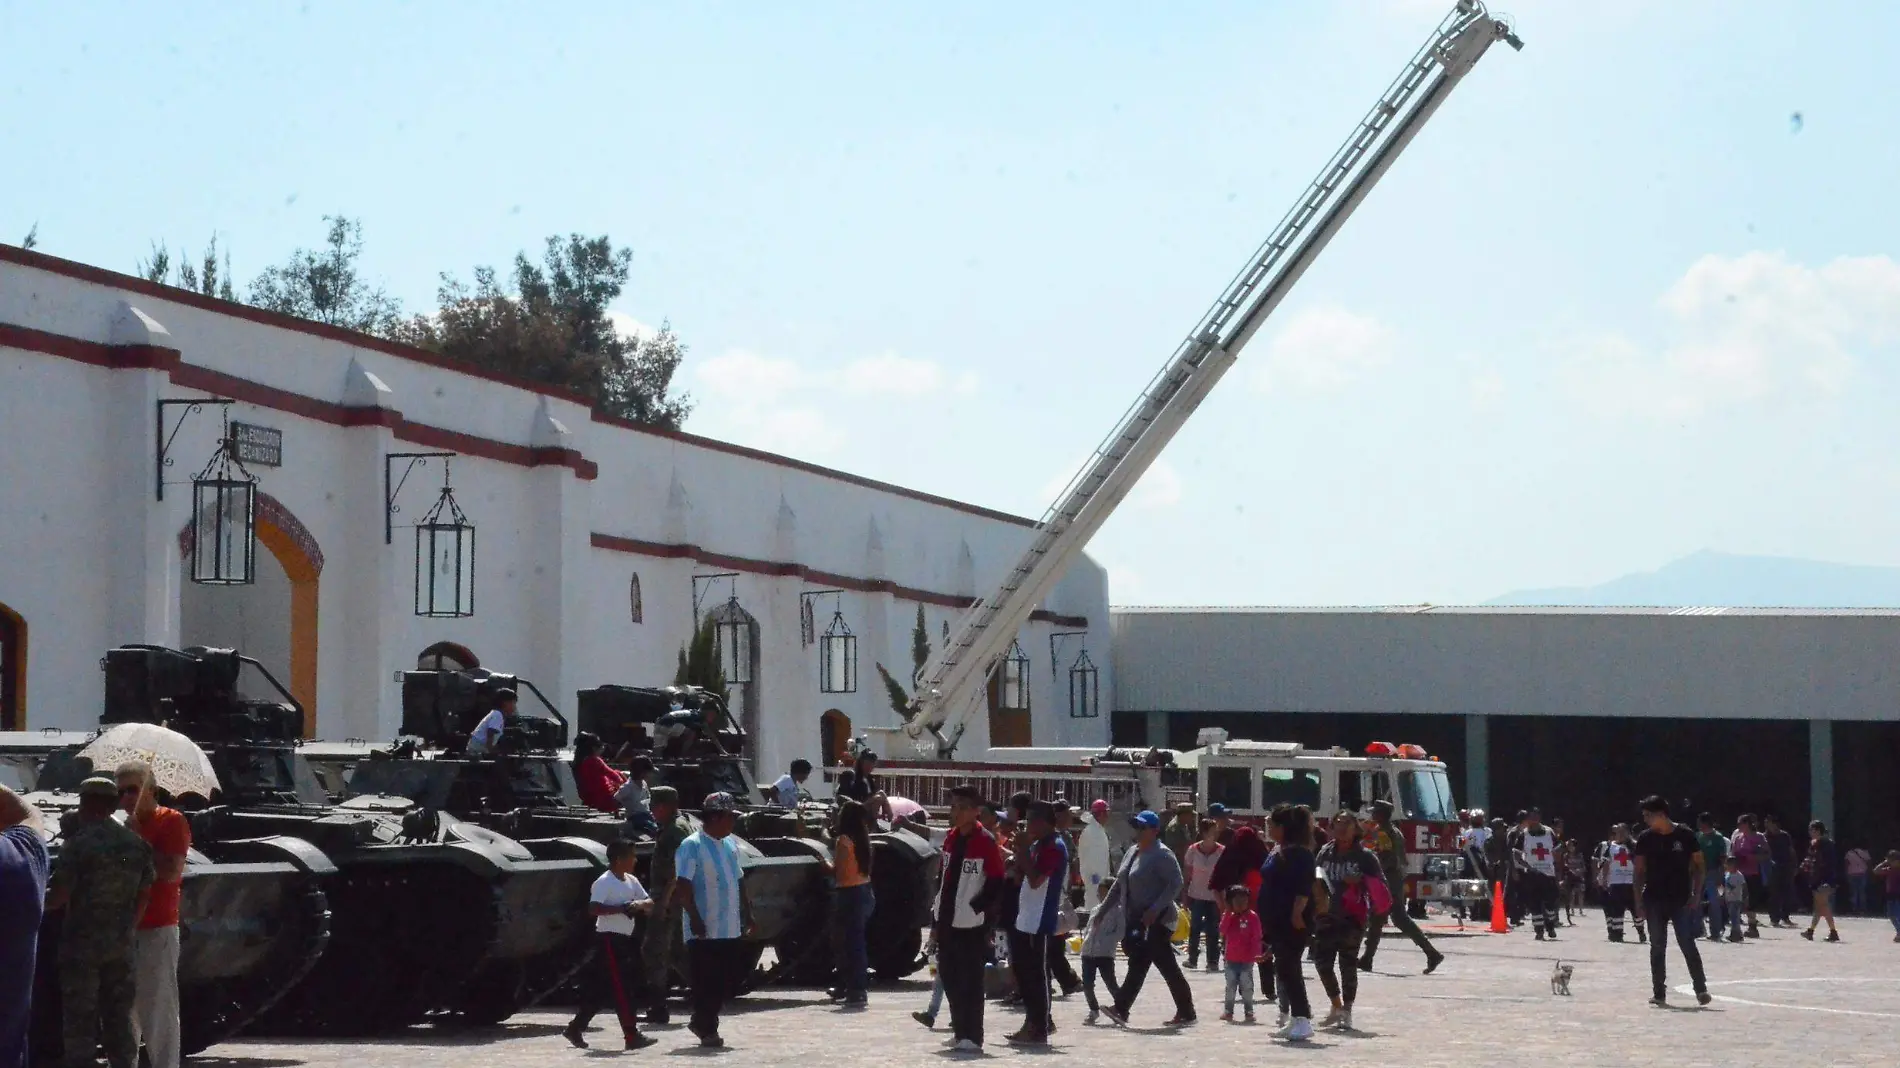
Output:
[686, 347, 973, 461]
[1564, 252, 1900, 419]
[605, 310, 658, 343]
[1254, 305, 1395, 392]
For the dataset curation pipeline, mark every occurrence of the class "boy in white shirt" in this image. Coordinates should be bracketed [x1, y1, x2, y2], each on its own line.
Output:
[565, 840, 658, 1051]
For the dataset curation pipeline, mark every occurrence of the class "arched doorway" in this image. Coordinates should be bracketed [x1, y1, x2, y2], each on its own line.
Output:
[417, 641, 480, 671]
[820, 709, 852, 768]
[0, 601, 24, 730]
[179, 492, 323, 735]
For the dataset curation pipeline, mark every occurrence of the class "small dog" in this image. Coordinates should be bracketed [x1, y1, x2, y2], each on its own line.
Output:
[1550, 961, 1574, 996]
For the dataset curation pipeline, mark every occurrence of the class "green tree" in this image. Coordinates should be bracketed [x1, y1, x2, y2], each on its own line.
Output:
[249, 216, 402, 336]
[137, 235, 236, 300]
[397, 234, 693, 428]
[19, 223, 37, 250]
[875, 605, 933, 718]
[674, 616, 728, 703]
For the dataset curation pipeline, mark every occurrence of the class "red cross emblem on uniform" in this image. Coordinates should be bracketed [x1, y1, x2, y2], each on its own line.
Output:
[1532, 844, 1550, 862]
[1614, 850, 1630, 868]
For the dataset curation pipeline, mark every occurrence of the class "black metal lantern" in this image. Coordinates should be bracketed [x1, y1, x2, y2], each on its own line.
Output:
[820, 611, 858, 694]
[414, 468, 475, 618]
[1068, 649, 1100, 719]
[715, 597, 752, 684]
[189, 421, 258, 586]
[998, 639, 1031, 711]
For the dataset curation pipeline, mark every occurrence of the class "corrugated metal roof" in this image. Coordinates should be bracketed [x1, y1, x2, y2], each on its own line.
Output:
[1111, 604, 1900, 617]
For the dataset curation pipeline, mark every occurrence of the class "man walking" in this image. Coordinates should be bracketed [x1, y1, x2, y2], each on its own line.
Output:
[934, 785, 1007, 1053]
[669, 792, 752, 1049]
[46, 777, 154, 1068]
[2, 785, 49, 1068]
[1078, 800, 1115, 904]
[1631, 796, 1711, 1008]
[1513, 808, 1561, 941]
[1596, 824, 1645, 943]
[1762, 815, 1798, 928]
[1006, 802, 1066, 1047]
[1728, 815, 1765, 937]
[116, 761, 187, 1068]
[1359, 800, 1444, 974]
[1694, 814, 1729, 940]
[640, 786, 688, 1025]
[564, 839, 657, 1051]
[1103, 810, 1195, 1027]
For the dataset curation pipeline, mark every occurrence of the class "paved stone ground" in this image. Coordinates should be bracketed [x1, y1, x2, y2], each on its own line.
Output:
[204, 912, 1900, 1067]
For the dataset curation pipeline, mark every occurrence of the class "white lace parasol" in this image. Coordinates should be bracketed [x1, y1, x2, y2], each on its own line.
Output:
[78, 723, 221, 800]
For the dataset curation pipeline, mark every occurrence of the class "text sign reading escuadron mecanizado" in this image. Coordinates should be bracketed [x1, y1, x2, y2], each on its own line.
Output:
[230, 422, 283, 467]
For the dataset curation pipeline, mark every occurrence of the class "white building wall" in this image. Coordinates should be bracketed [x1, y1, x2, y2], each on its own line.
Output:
[0, 249, 1111, 767]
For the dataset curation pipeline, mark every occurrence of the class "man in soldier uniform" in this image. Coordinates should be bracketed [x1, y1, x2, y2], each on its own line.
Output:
[1359, 800, 1445, 974]
[642, 785, 690, 1026]
[45, 777, 154, 1068]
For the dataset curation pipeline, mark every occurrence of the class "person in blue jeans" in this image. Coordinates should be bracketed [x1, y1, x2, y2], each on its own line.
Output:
[1876, 851, 1900, 942]
[1630, 796, 1711, 1008]
[1182, 819, 1225, 970]
[1694, 814, 1728, 942]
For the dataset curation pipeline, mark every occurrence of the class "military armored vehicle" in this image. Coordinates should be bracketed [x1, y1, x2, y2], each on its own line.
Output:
[20, 740, 332, 1061]
[101, 645, 606, 1034]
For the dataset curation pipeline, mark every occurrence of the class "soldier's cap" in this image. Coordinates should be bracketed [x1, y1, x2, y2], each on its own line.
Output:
[649, 785, 679, 805]
[78, 776, 120, 800]
[702, 791, 737, 814]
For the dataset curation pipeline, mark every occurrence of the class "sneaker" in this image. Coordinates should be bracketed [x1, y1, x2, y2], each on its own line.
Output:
[952, 1039, 982, 1053]
[1084, 1010, 1098, 1025]
[1244, 1011, 1256, 1023]
[912, 1011, 936, 1030]
[1535, 931, 1545, 941]
[562, 1023, 588, 1049]
[1339, 1009, 1353, 1031]
[1728, 932, 1744, 943]
[1745, 926, 1761, 939]
[1165, 1015, 1196, 1027]
[1425, 951, 1445, 974]
[1649, 995, 1667, 1008]
[1696, 990, 1712, 1006]
[1801, 929, 1815, 941]
[1287, 1018, 1314, 1042]
[687, 1022, 723, 1048]
[1220, 1011, 1234, 1022]
[1276, 1008, 1292, 1030]
[1825, 931, 1840, 943]
[1356, 954, 1375, 971]
[1101, 1006, 1129, 1027]
[645, 1009, 669, 1027]
[1318, 1008, 1344, 1029]
[1205, 961, 1220, 973]
[625, 1035, 658, 1051]
[842, 994, 868, 1009]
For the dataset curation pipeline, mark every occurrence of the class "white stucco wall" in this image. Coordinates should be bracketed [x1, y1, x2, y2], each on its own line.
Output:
[0, 249, 1112, 773]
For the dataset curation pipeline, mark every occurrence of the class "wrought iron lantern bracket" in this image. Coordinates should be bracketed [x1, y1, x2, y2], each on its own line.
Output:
[799, 589, 845, 647]
[1049, 631, 1088, 685]
[385, 452, 455, 544]
[155, 397, 234, 501]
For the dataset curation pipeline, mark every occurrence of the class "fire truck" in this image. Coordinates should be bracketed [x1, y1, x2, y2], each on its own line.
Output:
[1190, 732, 1483, 911]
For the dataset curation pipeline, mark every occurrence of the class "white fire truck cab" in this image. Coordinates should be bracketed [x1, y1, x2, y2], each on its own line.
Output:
[1190, 730, 1482, 910]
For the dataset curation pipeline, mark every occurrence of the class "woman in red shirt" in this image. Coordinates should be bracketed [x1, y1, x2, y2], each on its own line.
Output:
[572, 733, 627, 814]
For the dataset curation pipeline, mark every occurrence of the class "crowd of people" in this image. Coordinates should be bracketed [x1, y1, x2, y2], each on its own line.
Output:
[1, 762, 190, 1068]
[1454, 805, 1900, 948]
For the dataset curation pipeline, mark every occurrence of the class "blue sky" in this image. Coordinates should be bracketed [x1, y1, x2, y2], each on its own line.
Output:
[8, 1, 1900, 605]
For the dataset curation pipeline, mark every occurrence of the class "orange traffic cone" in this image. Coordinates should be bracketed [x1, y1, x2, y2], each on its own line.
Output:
[1489, 883, 1509, 933]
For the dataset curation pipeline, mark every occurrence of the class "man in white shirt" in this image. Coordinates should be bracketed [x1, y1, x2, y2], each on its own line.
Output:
[771, 760, 811, 809]
[466, 689, 516, 755]
[1079, 800, 1115, 904]
[565, 840, 657, 1051]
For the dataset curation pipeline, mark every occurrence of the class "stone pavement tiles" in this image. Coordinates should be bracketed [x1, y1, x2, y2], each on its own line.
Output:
[207, 914, 1900, 1067]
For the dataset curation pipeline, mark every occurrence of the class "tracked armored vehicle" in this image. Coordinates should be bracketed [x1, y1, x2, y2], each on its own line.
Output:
[102, 645, 606, 1034]
[20, 742, 332, 1061]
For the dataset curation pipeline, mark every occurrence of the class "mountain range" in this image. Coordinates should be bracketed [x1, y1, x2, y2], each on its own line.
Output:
[1485, 550, 1900, 608]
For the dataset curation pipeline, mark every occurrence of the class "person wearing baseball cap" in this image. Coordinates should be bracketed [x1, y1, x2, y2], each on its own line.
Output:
[666, 792, 752, 1047]
[1103, 811, 1195, 1026]
[1079, 800, 1116, 905]
[47, 777, 155, 1068]
[641, 786, 689, 1026]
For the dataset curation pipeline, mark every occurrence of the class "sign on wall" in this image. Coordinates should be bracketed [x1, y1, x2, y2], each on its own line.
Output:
[230, 422, 283, 467]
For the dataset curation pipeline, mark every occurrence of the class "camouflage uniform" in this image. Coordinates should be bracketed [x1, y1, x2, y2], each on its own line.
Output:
[642, 814, 692, 1011]
[50, 818, 154, 1068]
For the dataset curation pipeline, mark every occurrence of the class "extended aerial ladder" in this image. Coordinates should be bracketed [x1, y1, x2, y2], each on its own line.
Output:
[901, 1, 1522, 757]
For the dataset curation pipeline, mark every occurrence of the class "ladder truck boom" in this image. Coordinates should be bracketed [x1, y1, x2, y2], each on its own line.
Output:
[902, 1, 1521, 757]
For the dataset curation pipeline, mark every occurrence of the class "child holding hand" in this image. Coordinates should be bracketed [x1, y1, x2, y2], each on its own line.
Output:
[1218, 884, 1263, 1022]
